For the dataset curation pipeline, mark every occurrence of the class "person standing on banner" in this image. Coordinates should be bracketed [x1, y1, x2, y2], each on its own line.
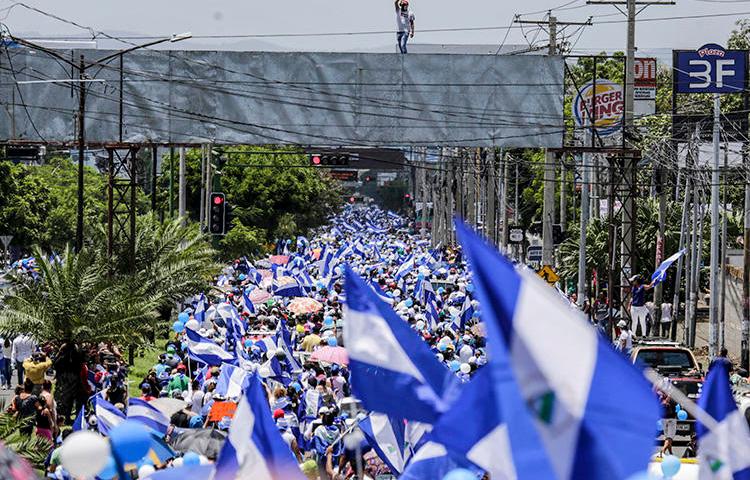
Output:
[394, 0, 415, 54]
[629, 275, 654, 337]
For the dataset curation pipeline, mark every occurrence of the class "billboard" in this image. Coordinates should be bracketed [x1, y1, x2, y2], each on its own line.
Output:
[573, 79, 624, 137]
[675, 44, 747, 94]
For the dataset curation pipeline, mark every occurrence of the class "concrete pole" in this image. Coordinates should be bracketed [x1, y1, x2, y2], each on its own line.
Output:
[542, 16, 558, 266]
[501, 153, 510, 253]
[486, 149, 497, 245]
[578, 149, 591, 307]
[708, 94, 721, 358]
[178, 147, 186, 225]
[671, 173, 690, 341]
[654, 166, 668, 325]
[560, 157, 567, 233]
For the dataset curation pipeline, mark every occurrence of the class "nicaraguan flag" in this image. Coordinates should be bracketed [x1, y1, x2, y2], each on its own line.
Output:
[426, 301, 440, 330]
[432, 367, 554, 478]
[242, 289, 256, 315]
[395, 255, 416, 280]
[194, 293, 207, 324]
[127, 398, 170, 435]
[457, 295, 475, 330]
[273, 277, 304, 297]
[697, 360, 750, 479]
[359, 414, 408, 475]
[398, 442, 463, 480]
[186, 327, 236, 366]
[455, 220, 661, 479]
[72, 406, 88, 432]
[343, 267, 459, 424]
[213, 374, 305, 480]
[296, 235, 309, 254]
[215, 363, 251, 400]
[244, 260, 263, 285]
[95, 396, 125, 436]
[651, 248, 687, 286]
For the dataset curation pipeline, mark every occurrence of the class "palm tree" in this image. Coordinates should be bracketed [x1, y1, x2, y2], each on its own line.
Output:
[0, 411, 53, 470]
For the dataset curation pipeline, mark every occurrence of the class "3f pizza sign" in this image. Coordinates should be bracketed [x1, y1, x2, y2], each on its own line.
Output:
[675, 44, 747, 94]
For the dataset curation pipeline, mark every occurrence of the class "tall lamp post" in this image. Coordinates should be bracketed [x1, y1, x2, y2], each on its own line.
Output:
[9, 33, 192, 252]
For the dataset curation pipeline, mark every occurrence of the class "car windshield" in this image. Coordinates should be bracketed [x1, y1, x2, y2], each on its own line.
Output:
[636, 349, 695, 371]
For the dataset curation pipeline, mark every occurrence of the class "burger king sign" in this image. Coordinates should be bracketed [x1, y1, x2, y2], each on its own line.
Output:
[573, 79, 624, 137]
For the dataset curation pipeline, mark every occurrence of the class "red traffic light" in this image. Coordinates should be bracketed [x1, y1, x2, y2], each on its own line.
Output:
[311, 155, 322, 165]
[349, 196, 356, 203]
[213, 195, 224, 205]
[404, 193, 411, 199]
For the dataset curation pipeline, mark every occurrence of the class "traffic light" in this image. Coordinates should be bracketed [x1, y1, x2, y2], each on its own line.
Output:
[209, 192, 227, 235]
[309, 153, 350, 167]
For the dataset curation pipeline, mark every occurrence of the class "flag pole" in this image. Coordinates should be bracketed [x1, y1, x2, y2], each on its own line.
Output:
[642, 368, 718, 430]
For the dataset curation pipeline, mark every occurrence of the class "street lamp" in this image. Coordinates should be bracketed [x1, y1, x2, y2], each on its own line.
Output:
[9, 32, 192, 253]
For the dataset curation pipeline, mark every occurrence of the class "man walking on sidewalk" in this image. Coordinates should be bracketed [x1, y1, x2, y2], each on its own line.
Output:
[395, 0, 415, 54]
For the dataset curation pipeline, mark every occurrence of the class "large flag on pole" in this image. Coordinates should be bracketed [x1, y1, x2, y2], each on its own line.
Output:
[343, 267, 459, 424]
[455, 220, 661, 479]
[697, 361, 750, 479]
[358, 414, 409, 475]
[127, 398, 170, 435]
[651, 248, 687, 286]
[212, 374, 305, 480]
[186, 327, 237, 366]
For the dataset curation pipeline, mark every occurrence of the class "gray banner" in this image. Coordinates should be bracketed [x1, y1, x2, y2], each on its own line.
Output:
[1, 48, 564, 147]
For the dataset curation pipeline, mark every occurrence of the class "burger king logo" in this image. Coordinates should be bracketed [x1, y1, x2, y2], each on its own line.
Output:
[573, 79, 624, 137]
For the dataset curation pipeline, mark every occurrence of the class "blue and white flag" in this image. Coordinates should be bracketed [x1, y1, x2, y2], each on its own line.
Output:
[273, 277, 304, 298]
[72, 407, 88, 432]
[398, 442, 463, 480]
[213, 374, 305, 480]
[651, 248, 687, 286]
[455, 220, 661, 479]
[359, 414, 408, 475]
[215, 363, 251, 400]
[426, 301, 440, 330]
[296, 235, 309, 254]
[186, 327, 236, 366]
[242, 289, 256, 315]
[244, 260, 263, 285]
[457, 295, 475, 330]
[395, 255, 415, 280]
[432, 367, 554, 478]
[343, 267, 459, 424]
[194, 293, 207, 324]
[697, 361, 750, 479]
[94, 396, 125, 436]
[128, 398, 170, 435]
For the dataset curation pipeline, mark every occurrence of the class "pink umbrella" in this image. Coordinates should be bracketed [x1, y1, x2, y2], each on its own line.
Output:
[248, 289, 272, 304]
[310, 346, 349, 365]
[269, 255, 290, 265]
[288, 297, 323, 315]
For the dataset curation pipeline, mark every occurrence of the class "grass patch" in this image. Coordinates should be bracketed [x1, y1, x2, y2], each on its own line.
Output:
[127, 336, 170, 396]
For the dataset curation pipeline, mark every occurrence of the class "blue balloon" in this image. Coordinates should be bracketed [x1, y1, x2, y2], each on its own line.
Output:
[177, 312, 189, 323]
[677, 409, 688, 421]
[442, 468, 476, 480]
[466, 284, 474, 293]
[661, 455, 681, 478]
[675, 403, 681, 412]
[110, 420, 152, 463]
[172, 321, 185, 333]
[324, 316, 334, 325]
[472, 310, 481, 318]
[327, 337, 338, 346]
[98, 457, 117, 480]
[437, 343, 447, 352]
[417, 273, 425, 280]
[183, 451, 201, 466]
[238, 273, 247, 281]
[449, 360, 460, 372]
[378, 268, 384, 275]
[244, 339, 253, 348]
[437, 287, 445, 294]
[405, 299, 414, 308]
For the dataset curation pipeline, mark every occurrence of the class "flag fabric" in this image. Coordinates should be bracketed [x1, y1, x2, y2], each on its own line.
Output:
[213, 374, 305, 480]
[343, 267, 459, 424]
[651, 248, 687, 286]
[215, 363, 251, 400]
[398, 442, 463, 480]
[186, 327, 237, 366]
[244, 260, 263, 285]
[194, 293, 207, 324]
[358, 414, 409, 475]
[72, 407, 88, 432]
[273, 278, 304, 298]
[431, 367, 554, 478]
[127, 398, 170, 435]
[94, 396, 125, 436]
[395, 256, 415, 280]
[242, 289, 256, 315]
[455, 220, 661, 479]
[426, 301, 440, 330]
[697, 361, 750, 479]
[457, 295, 475, 330]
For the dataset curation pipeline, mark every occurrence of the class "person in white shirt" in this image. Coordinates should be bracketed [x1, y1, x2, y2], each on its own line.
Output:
[659, 302, 672, 337]
[11, 334, 36, 386]
[394, 0, 415, 54]
[616, 320, 633, 355]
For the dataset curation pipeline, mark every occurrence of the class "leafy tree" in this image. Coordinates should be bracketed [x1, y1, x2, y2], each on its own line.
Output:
[220, 219, 266, 260]
[0, 161, 52, 250]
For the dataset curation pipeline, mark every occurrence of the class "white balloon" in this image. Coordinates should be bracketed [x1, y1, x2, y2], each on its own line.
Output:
[185, 319, 200, 331]
[198, 455, 211, 466]
[460, 363, 472, 374]
[415, 320, 425, 330]
[459, 345, 473, 363]
[60, 431, 111, 478]
[173, 457, 184, 467]
[138, 464, 156, 478]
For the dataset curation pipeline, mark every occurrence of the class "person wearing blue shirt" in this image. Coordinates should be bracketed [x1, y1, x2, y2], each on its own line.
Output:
[629, 275, 654, 338]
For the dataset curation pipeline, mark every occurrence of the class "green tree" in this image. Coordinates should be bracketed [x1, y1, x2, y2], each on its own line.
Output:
[220, 219, 266, 260]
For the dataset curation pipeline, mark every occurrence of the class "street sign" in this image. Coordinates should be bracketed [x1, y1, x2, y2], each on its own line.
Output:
[328, 170, 358, 182]
[508, 227, 525, 244]
[537, 265, 560, 285]
[675, 44, 747, 94]
[527, 246, 543, 262]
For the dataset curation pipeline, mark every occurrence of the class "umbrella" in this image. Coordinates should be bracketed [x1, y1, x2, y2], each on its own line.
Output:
[255, 259, 272, 269]
[147, 465, 213, 480]
[248, 289, 272, 304]
[269, 255, 290, 265]
[170, 428, 228, 460]
[288, 297, 323, 315]
[150, 397, 187, 418]
[310, 346, 349, 365]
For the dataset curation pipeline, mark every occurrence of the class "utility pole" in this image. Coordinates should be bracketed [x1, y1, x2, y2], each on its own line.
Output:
[76, 55, 85, 253]
[578, 149, 590, 307]
[709, 93, 721, 358]
[654, 166, 667, 326]
[178, 147, 186, 225]
[515, 14, 591, 266]
[560, 157, 568, 233]
[671, 173, 690, 341]
[151, 146, 158, 213]
[486, 150, 497, 245]
[501, 153, 510, 253]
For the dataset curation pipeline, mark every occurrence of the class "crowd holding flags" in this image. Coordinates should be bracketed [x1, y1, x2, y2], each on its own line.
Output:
[43, 204, 750, 480]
